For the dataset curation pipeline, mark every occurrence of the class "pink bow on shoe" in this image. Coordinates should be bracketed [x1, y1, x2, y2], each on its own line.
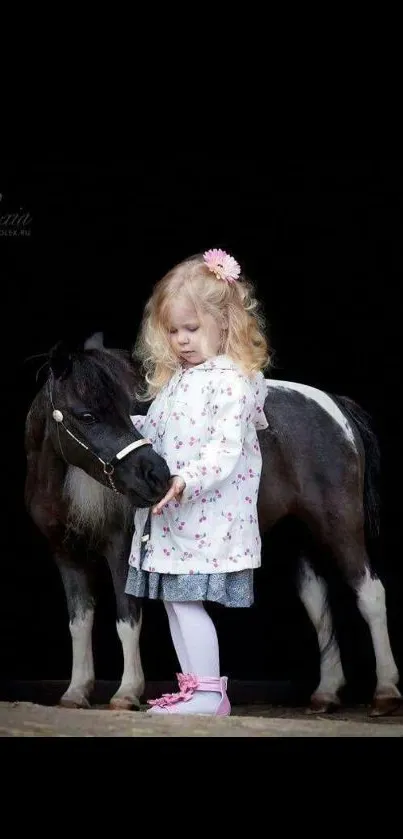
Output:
[147, 673, 199, 708]
[177, 673, 199, 695]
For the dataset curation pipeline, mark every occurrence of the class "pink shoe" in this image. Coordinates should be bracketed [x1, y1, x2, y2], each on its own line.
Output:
[146, 673, 231, 716]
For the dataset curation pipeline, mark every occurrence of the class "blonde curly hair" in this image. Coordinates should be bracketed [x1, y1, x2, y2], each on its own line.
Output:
[133, 252, 271, 400]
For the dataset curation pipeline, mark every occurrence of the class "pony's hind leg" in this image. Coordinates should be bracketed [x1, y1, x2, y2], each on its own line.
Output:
[317, 522, 401, 716]
[298, 557, 346, 713]
[55, 555, 96, 709]
[105, 534, 145, 710]
[354, 566, 401, 715]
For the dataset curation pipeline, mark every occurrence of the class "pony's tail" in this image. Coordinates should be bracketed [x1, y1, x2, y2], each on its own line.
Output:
[332, 394, 381, 543]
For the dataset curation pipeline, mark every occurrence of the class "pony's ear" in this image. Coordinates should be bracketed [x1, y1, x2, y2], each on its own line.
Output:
[84, 331, 104, 350]
[48, 340, 73, 380]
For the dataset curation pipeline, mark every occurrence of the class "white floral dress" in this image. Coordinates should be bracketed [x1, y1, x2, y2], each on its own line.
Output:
[125, 355, 269, 607]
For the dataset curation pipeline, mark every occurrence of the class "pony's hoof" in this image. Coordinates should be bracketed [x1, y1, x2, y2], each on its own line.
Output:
[369, 694, 402, 717]
[109, 695, 141, 711]
[306, 692, 340, 715]
[59, 693, 91, 710]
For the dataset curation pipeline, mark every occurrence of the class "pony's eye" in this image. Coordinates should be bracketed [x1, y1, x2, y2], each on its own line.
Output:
[79, 412, 97, 424]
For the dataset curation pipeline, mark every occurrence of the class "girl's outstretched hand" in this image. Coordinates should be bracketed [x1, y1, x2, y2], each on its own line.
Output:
[152, 475, 186, 514]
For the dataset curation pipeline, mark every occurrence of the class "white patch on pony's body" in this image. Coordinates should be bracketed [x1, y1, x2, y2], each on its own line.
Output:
[63, 466, 131, 536]
[298, 559, 345, 698]
[356, 567, 400, 696]
[110, 618, 145, 706]
[60, 609, 95, 706]
[267, 380, 356, 448]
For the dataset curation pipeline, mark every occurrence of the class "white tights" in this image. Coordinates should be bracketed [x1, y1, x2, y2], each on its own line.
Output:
[148, 601, 221, 715]
[164, 600, 220, 676]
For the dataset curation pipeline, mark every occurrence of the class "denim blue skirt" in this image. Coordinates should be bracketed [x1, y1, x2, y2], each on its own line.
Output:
[125, 567, 254, 608]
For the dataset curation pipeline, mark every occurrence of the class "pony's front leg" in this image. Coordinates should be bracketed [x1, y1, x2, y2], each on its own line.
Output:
[55, 556, 96, 709]
[113, 610, 144, 710]
[105, 534, 145, 710]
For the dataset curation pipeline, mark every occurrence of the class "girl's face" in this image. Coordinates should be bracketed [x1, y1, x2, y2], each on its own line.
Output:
[166, 297, 222, 367]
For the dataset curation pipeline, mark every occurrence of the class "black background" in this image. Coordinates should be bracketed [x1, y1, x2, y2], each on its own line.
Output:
[1, 158, 401, 700]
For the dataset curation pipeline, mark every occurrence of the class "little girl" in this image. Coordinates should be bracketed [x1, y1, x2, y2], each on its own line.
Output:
[125, 248, 271, 715]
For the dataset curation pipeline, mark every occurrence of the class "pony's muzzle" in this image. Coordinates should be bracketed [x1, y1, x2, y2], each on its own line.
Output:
[135, 449, 171, 501]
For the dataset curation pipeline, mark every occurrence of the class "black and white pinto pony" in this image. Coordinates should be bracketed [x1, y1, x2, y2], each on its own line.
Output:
[24, 333, 401, 715]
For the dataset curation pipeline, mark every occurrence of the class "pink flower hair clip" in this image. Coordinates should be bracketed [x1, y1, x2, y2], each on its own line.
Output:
[203, 248, 241, 283]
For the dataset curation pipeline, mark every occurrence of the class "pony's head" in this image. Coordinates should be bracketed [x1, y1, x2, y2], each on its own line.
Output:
[46, 332, 171, 507]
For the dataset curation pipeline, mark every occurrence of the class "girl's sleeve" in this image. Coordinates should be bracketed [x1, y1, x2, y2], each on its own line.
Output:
[176, 371, 254, 503]
[129, 414, 148, 433]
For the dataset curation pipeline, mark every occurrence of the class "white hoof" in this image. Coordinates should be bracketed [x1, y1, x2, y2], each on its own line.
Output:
[59, 685, 93, 709]
[109, 686, 142, 711]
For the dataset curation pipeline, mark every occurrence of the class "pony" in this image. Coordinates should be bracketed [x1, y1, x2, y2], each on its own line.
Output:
[24, 334, 171, 709]
[24, 333, 401, 715]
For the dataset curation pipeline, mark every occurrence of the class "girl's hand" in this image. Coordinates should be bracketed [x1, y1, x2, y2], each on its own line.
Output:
[152, 475, 186, 514]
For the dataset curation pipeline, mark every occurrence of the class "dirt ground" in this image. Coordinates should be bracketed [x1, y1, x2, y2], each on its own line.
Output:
[1, 700, 403, 737]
